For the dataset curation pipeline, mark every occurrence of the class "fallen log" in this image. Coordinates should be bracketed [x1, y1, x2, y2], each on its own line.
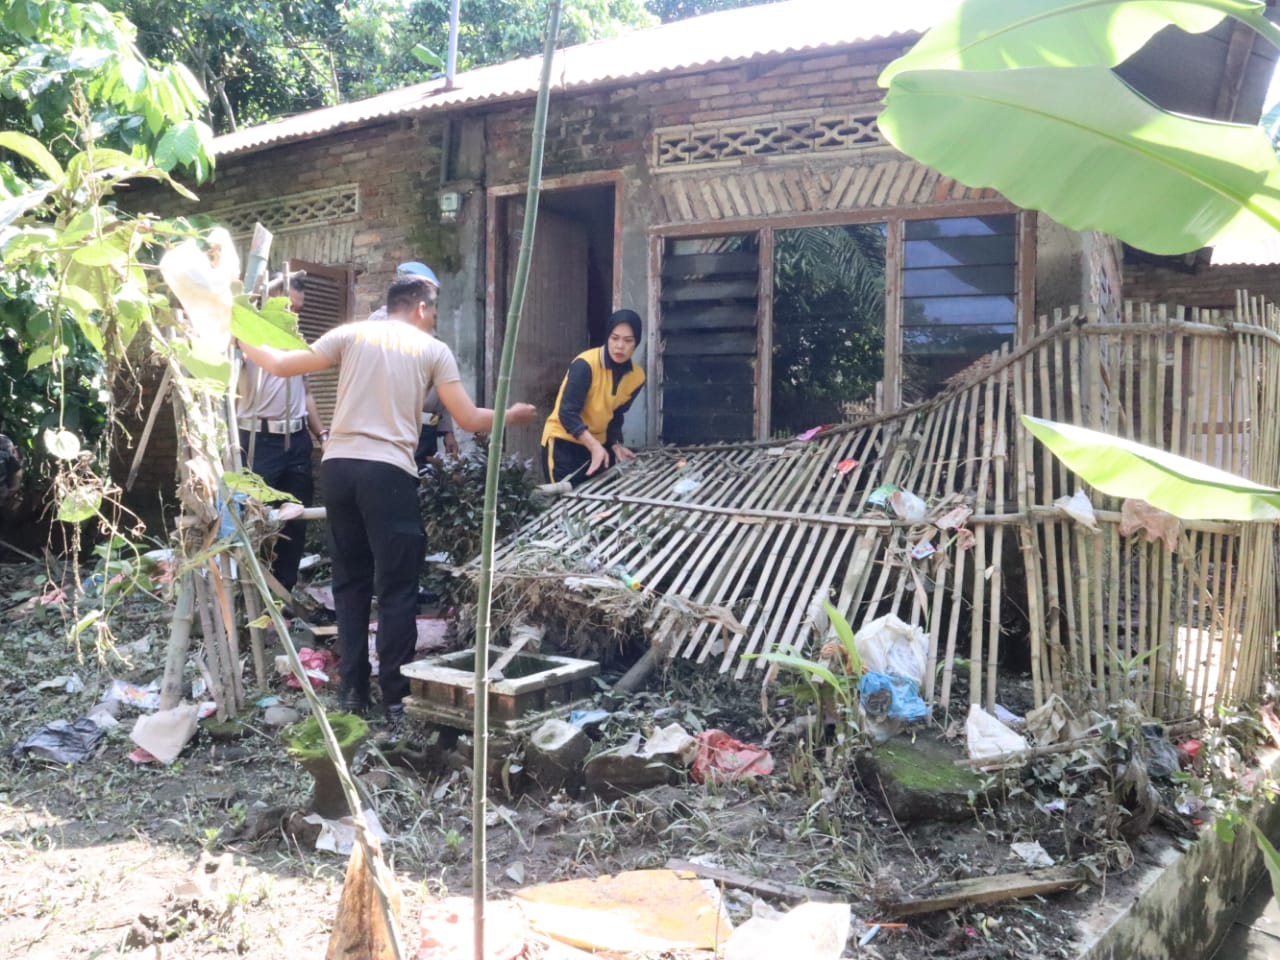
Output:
[879, 866, 1084, 917]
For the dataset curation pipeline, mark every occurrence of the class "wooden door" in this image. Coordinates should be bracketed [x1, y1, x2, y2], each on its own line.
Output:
[501, 204, 590, 465]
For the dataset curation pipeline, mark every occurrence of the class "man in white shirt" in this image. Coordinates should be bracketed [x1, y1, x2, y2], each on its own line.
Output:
[237, 275, 535, 730]
[237, 274, 326, 593]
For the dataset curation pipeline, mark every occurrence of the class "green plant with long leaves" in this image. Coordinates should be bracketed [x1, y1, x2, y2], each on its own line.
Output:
[878, 0, 1280, 255]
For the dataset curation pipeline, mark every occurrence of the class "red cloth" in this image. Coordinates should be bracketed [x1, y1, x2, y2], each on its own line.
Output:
[690, 729, 774, 784]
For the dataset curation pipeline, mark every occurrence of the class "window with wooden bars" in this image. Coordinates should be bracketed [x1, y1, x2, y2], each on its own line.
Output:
[656, 211, 1026, 443]
[287, 260, 354, 429]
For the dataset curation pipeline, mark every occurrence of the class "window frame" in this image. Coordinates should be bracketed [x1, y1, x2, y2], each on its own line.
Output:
[651, 202, 1035, 440]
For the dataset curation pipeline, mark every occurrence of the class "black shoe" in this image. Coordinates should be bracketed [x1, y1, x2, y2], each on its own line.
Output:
[337, 690, 370, 717]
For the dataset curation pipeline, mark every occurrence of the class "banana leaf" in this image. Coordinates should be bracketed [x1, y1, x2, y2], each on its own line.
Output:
[1021, 415, 1280, 521]
[879, 0, 1280, 86]
[878, 65, 1280, 255]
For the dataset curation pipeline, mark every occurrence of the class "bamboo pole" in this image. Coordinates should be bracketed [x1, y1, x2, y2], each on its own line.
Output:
[472, 7, 561, 958]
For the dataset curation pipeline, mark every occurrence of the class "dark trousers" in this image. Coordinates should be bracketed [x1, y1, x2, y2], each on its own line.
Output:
[542, 436, 614, 487]
[322, 458, 424, 709]
[240, 429, 313, 591]
[414, 424, 439, 471]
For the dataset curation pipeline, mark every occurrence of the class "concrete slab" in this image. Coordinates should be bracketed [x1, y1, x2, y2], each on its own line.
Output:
[1075, 748, 1280, 960]
[1214, 875, 1280, 960]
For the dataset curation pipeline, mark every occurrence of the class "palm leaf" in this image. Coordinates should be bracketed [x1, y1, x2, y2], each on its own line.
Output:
[1021, 415, 1280, 521]
[878, 65, 1280, 255]
[880, 0, 1280, 86]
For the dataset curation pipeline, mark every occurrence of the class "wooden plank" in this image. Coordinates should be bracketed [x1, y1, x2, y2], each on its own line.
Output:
[665, 859, 846, 904]
[662, 330, 758, 356]
[880, 867, 1084, 918]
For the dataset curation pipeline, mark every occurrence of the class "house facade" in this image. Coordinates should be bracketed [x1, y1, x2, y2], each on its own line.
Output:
[133, 0, 1272, 472]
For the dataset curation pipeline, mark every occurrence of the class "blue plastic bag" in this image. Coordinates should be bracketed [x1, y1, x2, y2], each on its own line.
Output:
[858, 671, 928, 722]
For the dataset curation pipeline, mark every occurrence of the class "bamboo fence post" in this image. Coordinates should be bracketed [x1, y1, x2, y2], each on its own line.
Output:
[158, 571, 195, 711]
[472, 6, 562, 958]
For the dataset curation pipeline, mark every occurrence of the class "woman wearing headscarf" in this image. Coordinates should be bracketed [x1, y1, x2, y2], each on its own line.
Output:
[540, 309, 646, 486]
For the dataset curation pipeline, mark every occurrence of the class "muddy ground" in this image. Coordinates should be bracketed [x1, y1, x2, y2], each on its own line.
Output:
[0, 559, 1190, 959]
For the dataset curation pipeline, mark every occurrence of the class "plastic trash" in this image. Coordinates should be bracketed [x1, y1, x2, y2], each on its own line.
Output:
[158, 229, 238, 354]
[690, 730, 774, 784]
[1119, 498, 1181, 551]
[103, 678, 162, 711]
[993, 703, 1025, 729]
[36, 673, 84, 693]
[1011, 841, 1054, 868]
[966, 703, 1029, 760]
[285, 647, 336, 689]
[722, 900, 850, 960]
[888, 489, 928, 522]
[1054, 489, 1098, 531]
[858, 672, 928, 723]
[303, 808, 388, 855]
[671, 476, 702, 497]
[866, 484, 898, 508]
[130, 703, 199, 765]
[11, 717, 106, 764]
[853, 614, 930, 687]
[569, 708, 610, 729]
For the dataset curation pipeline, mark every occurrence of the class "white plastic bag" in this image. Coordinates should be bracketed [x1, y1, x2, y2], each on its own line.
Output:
[159, 227, 239, 354]
[1053, 489, 1098, 531]
[723, 900, 850, 960]
[966, 703, 1028, 760]
[888, 489, 927, 522]
[852, 614, 929, 686]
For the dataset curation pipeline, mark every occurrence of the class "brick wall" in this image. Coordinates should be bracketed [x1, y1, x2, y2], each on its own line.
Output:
[1123, 261, 1280, 313]
[482, 44, 903, 186]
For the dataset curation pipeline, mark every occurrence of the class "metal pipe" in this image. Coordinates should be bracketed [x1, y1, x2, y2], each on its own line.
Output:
[446, 0, 461, 89]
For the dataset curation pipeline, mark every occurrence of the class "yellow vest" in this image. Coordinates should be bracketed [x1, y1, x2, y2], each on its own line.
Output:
[541, 347, 646, 446]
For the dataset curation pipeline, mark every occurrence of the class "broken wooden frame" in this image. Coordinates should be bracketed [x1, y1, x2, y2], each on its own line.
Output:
[486, 295, 1280, 720]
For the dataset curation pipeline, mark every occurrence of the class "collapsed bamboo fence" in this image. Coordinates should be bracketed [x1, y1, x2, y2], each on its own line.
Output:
[487, 295, 1280, 719]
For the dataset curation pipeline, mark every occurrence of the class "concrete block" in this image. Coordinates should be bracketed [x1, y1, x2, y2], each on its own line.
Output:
[527, 719, 590, 793]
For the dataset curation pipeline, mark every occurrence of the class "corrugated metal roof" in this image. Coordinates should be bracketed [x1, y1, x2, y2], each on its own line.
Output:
[1211, 236, 1280, 266]
[214, 0, 960, 157]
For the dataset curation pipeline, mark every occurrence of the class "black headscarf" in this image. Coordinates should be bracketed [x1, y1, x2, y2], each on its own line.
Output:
[606, 309, 642, 342]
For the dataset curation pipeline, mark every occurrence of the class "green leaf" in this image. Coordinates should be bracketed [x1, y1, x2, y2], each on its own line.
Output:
[1245, 822, 1280, 907]
[44, 428, 81, 460]
[154, 120, 202, 171]
[60, 283, 102, 317]
[58, 487, 102, 523]
[119, 57, 147, 93]
[0, 188, 51, 228]
[0, 130, 64, 182]
[25, 344, 55, 370]
[222, 468, 300, 504]
[1, 226, 56, 261]
[754, 651, 843, 689]
[1021, 415, 1280, 521]
[73, 311, 105, 353]
[230, 297, 309, 351]
[411, 44, 445, 70]
[878, 66, 1280, 255]
[72, 241, 127, 268]
[823, 600, 863, 675]
[879, 0, 1280, 86]
[174, 341, 231, 386]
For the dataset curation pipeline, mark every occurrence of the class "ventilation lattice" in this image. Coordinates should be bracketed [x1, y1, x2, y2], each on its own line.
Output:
[213, 183, 360, 238]
[654, 108, 885, 169]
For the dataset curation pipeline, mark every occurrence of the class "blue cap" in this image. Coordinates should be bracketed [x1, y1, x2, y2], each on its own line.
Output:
[397, 261, 439, 287]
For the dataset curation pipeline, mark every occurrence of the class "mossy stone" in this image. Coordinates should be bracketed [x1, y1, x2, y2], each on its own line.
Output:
[286, 712, 369, 818]
[858, 736, 991, 823]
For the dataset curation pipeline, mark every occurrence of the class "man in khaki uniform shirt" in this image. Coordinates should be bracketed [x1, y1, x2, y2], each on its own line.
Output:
[238, 275, 535, 729]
